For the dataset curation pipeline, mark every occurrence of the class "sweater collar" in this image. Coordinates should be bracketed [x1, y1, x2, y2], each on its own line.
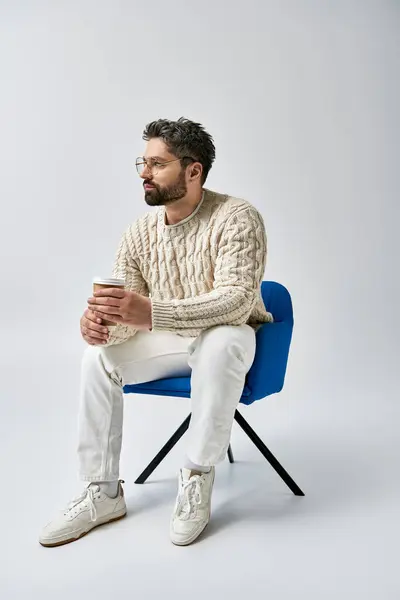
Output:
[158, 189, 207, 231]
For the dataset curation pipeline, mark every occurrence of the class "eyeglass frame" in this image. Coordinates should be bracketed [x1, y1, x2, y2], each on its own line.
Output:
[135, 155, 195, 176]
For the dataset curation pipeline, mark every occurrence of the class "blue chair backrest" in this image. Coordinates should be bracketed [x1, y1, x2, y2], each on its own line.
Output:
[260, 281, 294, 326]
[242, 281, 294, 404]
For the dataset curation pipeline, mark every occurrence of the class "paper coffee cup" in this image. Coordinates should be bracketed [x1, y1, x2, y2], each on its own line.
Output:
[92, 277, 125, 326]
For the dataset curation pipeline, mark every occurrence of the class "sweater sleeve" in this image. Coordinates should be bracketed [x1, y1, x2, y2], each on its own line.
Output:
[102, 229, 149, 347]
[151, 206, 270, 331]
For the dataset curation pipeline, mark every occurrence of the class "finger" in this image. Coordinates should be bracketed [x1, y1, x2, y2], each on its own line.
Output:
[85, 310, 102, 324]
[93, 310, 123, 324]
[87, 298, 121, 310]
[84, 317, 109, 334]
[85, 313, 108, 330]
[82, 325, 108, 340]
[88, 290, 124, 304]
[84, 336, 107, 345]
[92, 287, 125, 298]
[91, 314, 106, 326]
[89, 305, 122, 316]
[85, 309, 104, 327]
[85, 336, 107, 346]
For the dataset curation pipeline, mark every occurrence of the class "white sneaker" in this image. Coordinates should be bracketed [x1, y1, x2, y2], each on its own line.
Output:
[170, 467, 215, 546]
[39, 480, 127, 547]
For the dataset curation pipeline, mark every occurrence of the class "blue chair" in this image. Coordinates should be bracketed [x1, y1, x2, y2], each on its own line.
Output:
[124, 281, 304, 496]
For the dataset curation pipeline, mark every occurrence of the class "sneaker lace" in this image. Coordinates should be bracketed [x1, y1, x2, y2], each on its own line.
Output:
[176, 476, 203, 520]
[64, 485, 99, 522]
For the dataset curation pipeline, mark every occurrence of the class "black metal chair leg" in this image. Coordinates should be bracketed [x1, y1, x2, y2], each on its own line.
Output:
[227, 443, 234, 463]
[234, 410, 305, 496]
[135, 414, 191, 484]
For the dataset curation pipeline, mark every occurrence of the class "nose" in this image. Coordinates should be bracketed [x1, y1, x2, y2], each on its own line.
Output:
[139, 164, 152, 180]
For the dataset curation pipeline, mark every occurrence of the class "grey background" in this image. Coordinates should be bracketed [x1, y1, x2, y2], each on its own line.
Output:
[0, 1, 399, 598]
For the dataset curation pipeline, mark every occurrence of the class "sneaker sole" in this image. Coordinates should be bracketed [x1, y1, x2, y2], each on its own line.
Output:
[39, 510, 127, 548]
[170, 520, 210, 546]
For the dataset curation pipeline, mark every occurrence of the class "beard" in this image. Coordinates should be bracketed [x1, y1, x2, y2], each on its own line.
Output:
[144, 170, 187, 207]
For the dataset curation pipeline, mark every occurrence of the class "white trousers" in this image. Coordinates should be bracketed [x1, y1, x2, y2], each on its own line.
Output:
[77, 324, 256, 482]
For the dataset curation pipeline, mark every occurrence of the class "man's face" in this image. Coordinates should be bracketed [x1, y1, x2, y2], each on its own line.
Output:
[139, 138, 188, 207]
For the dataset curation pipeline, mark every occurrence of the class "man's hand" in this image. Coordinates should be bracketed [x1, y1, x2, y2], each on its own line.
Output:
[80, 309, 110, 345]
[87, 288, 152, 330]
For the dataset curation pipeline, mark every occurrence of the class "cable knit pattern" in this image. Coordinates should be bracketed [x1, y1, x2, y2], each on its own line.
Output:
[104, 188, 273, 347]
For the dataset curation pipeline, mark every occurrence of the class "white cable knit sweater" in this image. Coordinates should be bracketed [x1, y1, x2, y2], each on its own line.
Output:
[104, 187, 274, 346]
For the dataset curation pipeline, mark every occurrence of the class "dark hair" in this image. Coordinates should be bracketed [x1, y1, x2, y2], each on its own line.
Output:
[142, 117, 216, 184]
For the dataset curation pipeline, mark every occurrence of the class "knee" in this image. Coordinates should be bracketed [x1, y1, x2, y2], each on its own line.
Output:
[81, 345, 122, 384]
[81, 344, 117, 373]
[81, 345, 103, 373]
[190, 325, 255, 370]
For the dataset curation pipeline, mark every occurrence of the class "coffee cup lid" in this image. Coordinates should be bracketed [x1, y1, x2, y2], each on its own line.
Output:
[93, 277, 126, 286]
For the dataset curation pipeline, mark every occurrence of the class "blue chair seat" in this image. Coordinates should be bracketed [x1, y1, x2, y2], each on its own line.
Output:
[125, 377, 252, 399]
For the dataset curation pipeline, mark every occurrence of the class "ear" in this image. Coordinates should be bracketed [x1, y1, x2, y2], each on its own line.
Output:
[190, 162, 202, 181]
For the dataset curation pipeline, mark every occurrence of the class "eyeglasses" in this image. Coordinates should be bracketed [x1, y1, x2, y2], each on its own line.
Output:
[135, 156, 194, 176]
